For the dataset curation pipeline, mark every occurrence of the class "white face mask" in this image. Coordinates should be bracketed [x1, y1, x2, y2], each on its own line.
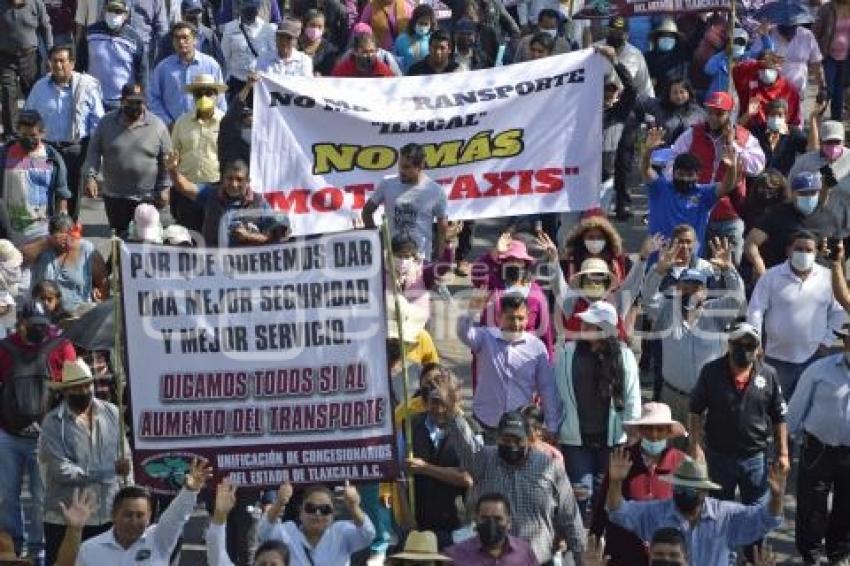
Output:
[758, 68, 778, 85]
[731, 44, 746, 58]
[395, 256, 417, 275]
[104, 12, 126, 30]
[505, 284, 531, 298]
[584, 238, 606, 254]
[790, 250, 815, 272]
[657, 36, 676, 52]
[542, 28, 557, 38]
[766, 115, 785, 133]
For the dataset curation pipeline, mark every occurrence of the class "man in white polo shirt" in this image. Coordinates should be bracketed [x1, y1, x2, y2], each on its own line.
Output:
[55, 458, 212, 565]
[747, 229, 846, 400]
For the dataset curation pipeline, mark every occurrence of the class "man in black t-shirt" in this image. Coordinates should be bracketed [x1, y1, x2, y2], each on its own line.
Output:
[744, 171, 842, 278]
[407, 30, 459, 76]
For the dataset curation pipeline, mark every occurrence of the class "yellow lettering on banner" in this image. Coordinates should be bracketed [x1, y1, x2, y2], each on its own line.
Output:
[311, 129, 526, 175]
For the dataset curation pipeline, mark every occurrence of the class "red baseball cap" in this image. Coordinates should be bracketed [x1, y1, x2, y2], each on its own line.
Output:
[704, 91, 734, 112]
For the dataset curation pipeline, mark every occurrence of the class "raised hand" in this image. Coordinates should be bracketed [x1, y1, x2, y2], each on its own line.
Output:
[535, 231, 558, 262]
[708, 236, 733, 271]
[277, 481, 293, 506]
[163, 150, 180, 171]
[645, 127, 666, 151]
[495, 231, 512, 254]
[608, 447, 632, 482]
[212, 479, 237, 524]
[657, 240, 682, 272]
[341, 480, 361, 509]
[639, 234, 665, 261]
[59, 488, 96, 529]
[721, 143, 738, 167]
[767, 460, 788, 496]
[184, 457, 213, 491]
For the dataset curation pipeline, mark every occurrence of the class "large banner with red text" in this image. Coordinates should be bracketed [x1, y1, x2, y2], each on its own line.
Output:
[120, 231, 395, 492]
[251, 49, 603, 236]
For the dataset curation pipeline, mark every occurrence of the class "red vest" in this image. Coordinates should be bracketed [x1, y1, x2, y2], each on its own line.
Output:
[689, 123, 748, 221]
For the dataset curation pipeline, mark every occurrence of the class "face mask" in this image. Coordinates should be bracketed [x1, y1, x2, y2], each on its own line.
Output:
[606, 33, 625, 49]
[790, 250, 816, 272]
[766, 115, 785, 132]
[355, 54, 374, 72]
[240, 6, 258, 21]
[584, 238, 606, 254]
[657, 36, 676, 51]
[731, 44, 746, 58]
[19, 136, 38, 152]
[396, 257, 416, 276]
[822, 144, 844, 161]
[501, 329, 524, 342]
[641, 438, 667, 456]
[672, 178, 696, 193]
[542, 28, 557, 38]
[476, 519, 507, 548]
[455, 36, 474, 50]
[26, 324, 48, 344]
[304, 27, 322, 42]
[502, 264, 525, 284]
[651, 561, 685, 566]
[415, 24, 430, 36]
[66, 390, 93, 413]
[673, 488, 704, 514]
[777, 24, 796, 39]
[758, 68, 778, 85]
[122, 104, 144, 121]
[497, 444, 527, 465]
[104, 12, 125, 30]
[729, 344, 757, 368]
[195, 95, 215, 113]
[795, 195, 818, 215]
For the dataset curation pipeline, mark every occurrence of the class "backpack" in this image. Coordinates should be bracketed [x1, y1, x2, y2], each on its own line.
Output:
[0, 336, 64, 435]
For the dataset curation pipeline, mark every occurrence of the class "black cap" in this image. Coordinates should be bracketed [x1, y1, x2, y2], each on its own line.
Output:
[19, 300, 50, 325]
[498, 411, 529, 440]
[608, 15, 628, 32]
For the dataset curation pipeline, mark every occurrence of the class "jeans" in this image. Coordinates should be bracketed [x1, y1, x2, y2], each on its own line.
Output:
[705, 217, 745, 266]
[103, 195, 157, 236]
[562, 444, 611, 518]
[48, 139, 88, 220]
[706, 449, 769, 505]
[0, 429, 44, 559]
[0, 49, 38, 137]
[796, 433, 850, 564]
[824, 56, 847, 122]
[765, 353, 818, 401]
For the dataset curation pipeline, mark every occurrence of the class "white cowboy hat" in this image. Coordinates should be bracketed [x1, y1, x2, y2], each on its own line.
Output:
[390, 531, 451, 562]
[623, 402, 688, 438]
[184, 73, 227, 94]
[50, 358, 95, 390]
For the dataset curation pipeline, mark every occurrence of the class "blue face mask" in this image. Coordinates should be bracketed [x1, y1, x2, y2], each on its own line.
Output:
[795, 194, 819, 216]
[657, 37, 676, 52]
[732, 44, 746, 58]
[641, 438, 667, 456]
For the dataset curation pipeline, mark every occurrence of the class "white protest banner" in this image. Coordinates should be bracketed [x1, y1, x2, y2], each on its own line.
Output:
[252, 49, 603, 236]
[120, 230, 395, 491]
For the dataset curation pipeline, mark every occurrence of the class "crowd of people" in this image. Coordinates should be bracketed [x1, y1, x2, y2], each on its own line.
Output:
[1, 0, 850, 564]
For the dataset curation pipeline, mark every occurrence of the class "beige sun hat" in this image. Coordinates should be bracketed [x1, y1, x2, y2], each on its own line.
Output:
[390, 531, 451, 562]
[623, 402, 688, 438]
[184, 73, 227, 94]
[50, 359, 95, 390]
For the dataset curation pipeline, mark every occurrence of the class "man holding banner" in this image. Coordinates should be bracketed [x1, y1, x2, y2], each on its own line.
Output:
[363, 143, 448, 261]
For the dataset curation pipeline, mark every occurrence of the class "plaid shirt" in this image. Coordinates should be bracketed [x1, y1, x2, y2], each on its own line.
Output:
[447, 415, 586, 562]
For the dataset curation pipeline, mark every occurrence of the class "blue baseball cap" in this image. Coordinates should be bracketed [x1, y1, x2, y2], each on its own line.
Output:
[181, 0, 202, 11]
[679, 269, 707, 286]
[650, 148, 674, 167]
[791, 171, 821, 193]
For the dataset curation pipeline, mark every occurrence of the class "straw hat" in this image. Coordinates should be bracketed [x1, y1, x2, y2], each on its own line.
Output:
[660, 458, 721, 491]
[50, 359, 95, 390]
[184, 73, 227, 94]
[623, 402, 688, 438]
[386, 294, 428, 343]
[569, 258, 617, 298]
[390, 531, 451, 562]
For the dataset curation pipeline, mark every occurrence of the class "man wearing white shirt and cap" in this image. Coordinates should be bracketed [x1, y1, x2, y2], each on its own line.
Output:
[256, 17, 313, 78]
[748, 229, 846, 400]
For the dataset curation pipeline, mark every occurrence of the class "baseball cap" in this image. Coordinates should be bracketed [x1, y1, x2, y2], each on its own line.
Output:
[455, 18, 476, 34]
[277, 17, 302, 37]
[181, 0, 202, 11]
[728, 321, 760, 343]
[162, 224, 194, 246]
[577, 301, 618, 330]
[19, 300, 50, 325]
[704, 91, 734, 112]
[498, 411, 529, 440]
[105, 0, 129, 11]
[821, 120, 845, 143]
[791, 171, 822, 192]
[608, 15, 628, 32]
[678, 268, 707, 286]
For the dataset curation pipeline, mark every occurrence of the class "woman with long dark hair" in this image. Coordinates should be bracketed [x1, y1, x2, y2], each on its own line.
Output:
[646, 76, 705, 146]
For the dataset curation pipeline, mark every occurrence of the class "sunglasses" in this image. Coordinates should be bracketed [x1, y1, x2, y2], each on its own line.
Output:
[303, 502, 334, 516]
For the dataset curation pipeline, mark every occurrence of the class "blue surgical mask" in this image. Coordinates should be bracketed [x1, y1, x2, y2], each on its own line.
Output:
[415, 24, 430, 36]
[657, 37, 676, 52]
[731, 44, 746, 58]
[766, 115, 785, 132]
[641, 438, 667, 456]
[795, 194, 819, 215]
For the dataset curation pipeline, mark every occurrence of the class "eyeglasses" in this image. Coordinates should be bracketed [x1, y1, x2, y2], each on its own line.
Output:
[193, 89, 218, 98]
[303, 502, 334, 516]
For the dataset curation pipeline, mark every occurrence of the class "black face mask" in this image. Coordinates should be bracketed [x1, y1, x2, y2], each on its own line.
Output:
[777, 24, 796, 39]
[456, 36, 474, 50]
[606, 33, 625, 49]
[355, 54, 375, 72]
[730, 345, 757, 368]
[241, 6, 258, 21]
[650, 561, 685, 566]
[502, 265, 525, 284]
[19, 136, 39, 152]
[497, 444, 527, 465]
[672, 178, 696, 193]
[66, 390, 93, 413]
[122, 104, 144, 121]
[476, 518, 507, 548]
[26, 324, 48, 344]
[673, 489, 704, 514]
